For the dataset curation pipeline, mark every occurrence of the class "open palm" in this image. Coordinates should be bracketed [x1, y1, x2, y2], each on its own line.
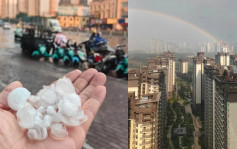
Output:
[0, 69, 106, 149]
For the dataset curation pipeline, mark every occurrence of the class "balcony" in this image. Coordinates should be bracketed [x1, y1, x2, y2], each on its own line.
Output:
[143, 134, 151, 138]
[144, 116, 151, 120]
[142, 128, 152, 133]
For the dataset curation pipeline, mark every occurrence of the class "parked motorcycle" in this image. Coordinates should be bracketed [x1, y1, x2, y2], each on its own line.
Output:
[31, 38, 51, 60]
[52, 42, 65, 64]
[63, 39, 75, 66]
[72, 42, 87, 68]
[99, 45, 126, 75]
[116, 56, 128, 79]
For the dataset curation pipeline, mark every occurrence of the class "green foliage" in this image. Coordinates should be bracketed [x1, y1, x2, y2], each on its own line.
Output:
[166, 77, 197, 149]
[171, 131, 180, 149]
[198, 133, 205, 149]
[182, 135, 194, 147]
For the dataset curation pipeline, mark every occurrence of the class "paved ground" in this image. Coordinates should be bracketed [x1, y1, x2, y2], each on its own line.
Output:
[0, 28, 128, 149]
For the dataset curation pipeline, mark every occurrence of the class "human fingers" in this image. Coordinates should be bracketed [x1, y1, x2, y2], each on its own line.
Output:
[0, 81, 23, 110]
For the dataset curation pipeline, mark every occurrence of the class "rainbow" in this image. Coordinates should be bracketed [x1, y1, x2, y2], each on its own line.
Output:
[130, 8, 219, 41]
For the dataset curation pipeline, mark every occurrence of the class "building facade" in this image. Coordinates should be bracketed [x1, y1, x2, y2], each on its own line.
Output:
[128, 51, 173, 149]
[215, 52, 230, 66]
[148, 51, 175, 98]
[203, 65, 237, 149]
[129, 93, 159, 149]
[89, 0, 128, 30]
[179, 59, 188, 74]
[203, 65, 221, 149]
[0, 0, 17, 19]
[25, 0, 58, 17]
[26, 0, 37, 16]
[128, 69, 140, 98]
[214, 75, 237, 149]
[17, 0, 27, 14]
[192, 52, 215, 111]
[0, 0, 2, 18]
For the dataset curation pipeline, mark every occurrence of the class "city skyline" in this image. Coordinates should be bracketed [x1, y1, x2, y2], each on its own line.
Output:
[129, 0, 237, 52]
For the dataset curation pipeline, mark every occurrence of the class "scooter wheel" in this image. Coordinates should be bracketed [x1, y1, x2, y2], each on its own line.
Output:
[116, 70, 124, 78]
[53, 58, 59, 64]
[73, 62, 79, 68]
[32, 55, 40, 60]
[64, 60, 70, 66]
[101, 62, 111, 74]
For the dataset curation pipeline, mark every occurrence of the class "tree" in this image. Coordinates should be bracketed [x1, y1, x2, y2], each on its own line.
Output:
[16, 13, 32, 22]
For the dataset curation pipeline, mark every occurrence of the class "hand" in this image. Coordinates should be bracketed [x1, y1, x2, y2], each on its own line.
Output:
[0, 69, 106, 149]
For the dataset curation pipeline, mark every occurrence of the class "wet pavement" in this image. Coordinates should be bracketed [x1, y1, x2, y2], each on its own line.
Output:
[0, 28, 128, 149]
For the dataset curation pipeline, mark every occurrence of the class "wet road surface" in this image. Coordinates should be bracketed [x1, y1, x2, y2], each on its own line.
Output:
[0, 28, 128, 149]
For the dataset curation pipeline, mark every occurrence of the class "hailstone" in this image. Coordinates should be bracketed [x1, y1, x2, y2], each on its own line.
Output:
[7, 76, 87, 140]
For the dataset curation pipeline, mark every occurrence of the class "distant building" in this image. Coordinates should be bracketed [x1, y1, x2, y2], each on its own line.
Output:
[26, 0, 37, 16]
[57, 4, 89, 28]
[0, 0, 17, 19]
[128, 69, 140, 98]
[89, 0, 127, 30]
[0, 0, 2, 18]
[50, 0, 60, 16]
[215, 51, 230, 66]
[17, 0, 27, 14]
[151, 38, 158, 53]
[128, 52, 171, 148]
[25, 0, 58, 17]
[179, 59, 188, 74]
[192, 52, 215, 111]
[128, 52, 175, 149]
[128, 69, 167, 149]
[148, 51, 175, 98]
[230, 54, 237, 66]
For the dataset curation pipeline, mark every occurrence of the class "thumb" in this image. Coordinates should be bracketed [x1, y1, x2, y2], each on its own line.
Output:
[0, 81, 23, 110]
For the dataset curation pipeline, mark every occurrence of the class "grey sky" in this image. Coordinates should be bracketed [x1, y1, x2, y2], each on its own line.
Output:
[129, 0, 237, 51]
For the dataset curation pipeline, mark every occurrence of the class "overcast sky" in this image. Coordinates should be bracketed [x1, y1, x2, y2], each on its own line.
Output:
[129, 0, 237, 51]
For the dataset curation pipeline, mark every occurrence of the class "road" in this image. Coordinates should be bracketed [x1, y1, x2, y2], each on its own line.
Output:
[185, 104, 201, 149]
[0, 28, 128, 149]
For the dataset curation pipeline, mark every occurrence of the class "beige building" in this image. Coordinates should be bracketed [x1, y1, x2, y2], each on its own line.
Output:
[215, 51, 230, 66]
[0, 0, 17, 19]
[89, 0, 128, 18]
[128, 69, 140, 98]
[179, 59, 188, 74]
[129, 92, 159, 149]
[0, 0, 58, 18]
[0, 0, 8, 19]
[192, 52, 215, 111]
[26, 0, 58, 17]
[148, 51, 176, 98]
[17, 0, 27, 13]
[50, 0, 60, 16]
[70, 0, 81, 5]
[0, 0, 2, 17]
[89, 0, 128, 29]
[116, 0, 128, 19]
[90, 0, 117, 19]
[128, 53, 169, 148]
[26, 0, 37, 16]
